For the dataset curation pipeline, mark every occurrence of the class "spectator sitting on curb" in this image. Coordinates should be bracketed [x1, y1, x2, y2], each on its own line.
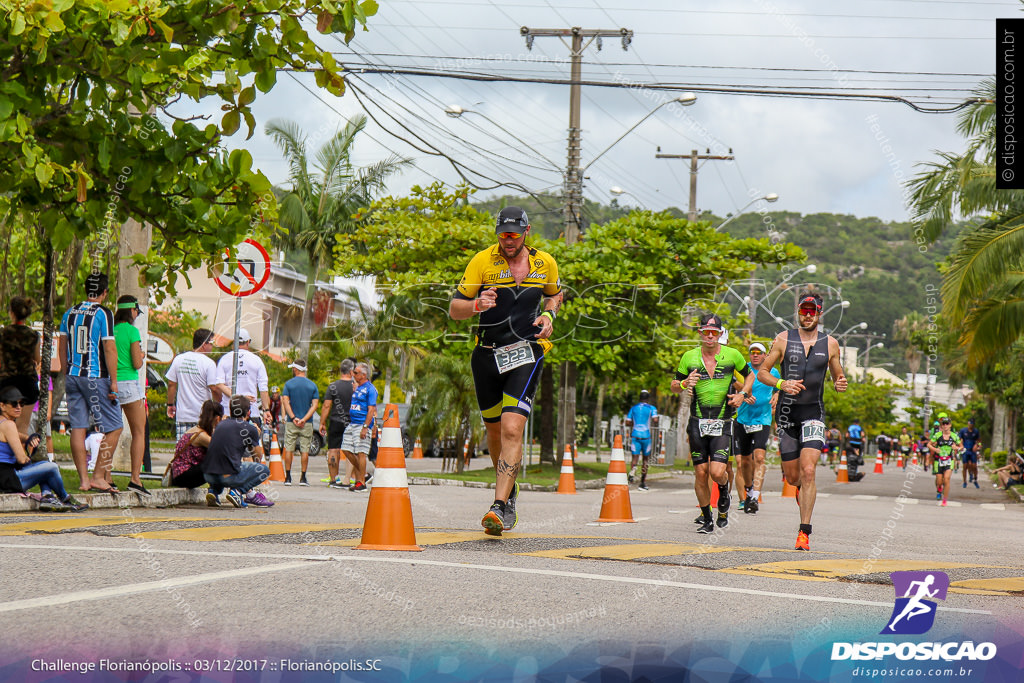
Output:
[168, 400, 224, 489]
[200, 395, 272, 508]
[0, 387, 88, 512]
[994, 452, 1024, 490]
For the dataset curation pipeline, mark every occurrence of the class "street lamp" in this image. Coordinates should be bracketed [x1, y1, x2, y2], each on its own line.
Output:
[610, 186, 645, 208]
[821, 299, 850, 318]
[581, 94, 697, 174]
[734, 262, 817, 334]
[715, 193, 779, 232]
[836, 321, 868, 344]
[857, 342, 885, 382]
[443, 104, 563, 170]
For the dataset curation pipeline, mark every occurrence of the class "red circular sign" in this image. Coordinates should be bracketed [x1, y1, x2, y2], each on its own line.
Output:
[214, 238, 271, 297]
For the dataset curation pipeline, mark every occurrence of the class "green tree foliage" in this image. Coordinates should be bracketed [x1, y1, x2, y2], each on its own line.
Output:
[0, 0, 378, 291]
[823, 380, 896, 431]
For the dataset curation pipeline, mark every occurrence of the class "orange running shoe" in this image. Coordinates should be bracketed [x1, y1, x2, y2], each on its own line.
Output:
[795, 530, 810, 551]
[482, 503, 504, 536]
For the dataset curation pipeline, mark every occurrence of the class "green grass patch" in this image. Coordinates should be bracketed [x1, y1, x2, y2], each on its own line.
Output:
[54, 466, 165, 494]
[413, 461, 677, 486]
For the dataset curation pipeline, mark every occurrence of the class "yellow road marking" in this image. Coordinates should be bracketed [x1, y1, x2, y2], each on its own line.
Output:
[519, 543, 795, 561]
[0, 517, 208, 536]
[316, 531, 483, 547]
[131, 523, 361, 541]
[949, 577, 1024, 596]
[722, 560, 1009, 582]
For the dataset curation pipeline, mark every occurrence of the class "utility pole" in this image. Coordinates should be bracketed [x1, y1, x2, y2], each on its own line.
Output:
[522, 25, 632, 455]
[655, 149, 735, 222]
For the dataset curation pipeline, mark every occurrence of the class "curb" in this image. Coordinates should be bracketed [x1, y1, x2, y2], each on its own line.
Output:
[0, 488, 206, 513]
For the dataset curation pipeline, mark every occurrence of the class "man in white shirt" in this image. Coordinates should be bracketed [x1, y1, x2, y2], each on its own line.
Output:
[166, 328, 231, 440]
[216, 328, 272, 430]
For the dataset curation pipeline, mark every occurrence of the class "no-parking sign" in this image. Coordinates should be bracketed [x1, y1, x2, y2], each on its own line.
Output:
[214, 238, 271, 297]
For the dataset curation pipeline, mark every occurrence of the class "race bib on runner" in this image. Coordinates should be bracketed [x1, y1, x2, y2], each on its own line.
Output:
[698, 419, 724, 438]
[801, 420, 826, 443]
[494, 340, 535, 374]
[743, 423, 765, 434]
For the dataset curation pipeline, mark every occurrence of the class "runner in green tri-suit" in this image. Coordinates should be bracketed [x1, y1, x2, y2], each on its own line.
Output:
[927, 414, 962, 507]
[670, 313, 755, 534]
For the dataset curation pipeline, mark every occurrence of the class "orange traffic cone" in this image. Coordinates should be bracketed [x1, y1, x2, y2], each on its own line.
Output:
[596, 435, 635, 523]
[267, 432, 285, 482]
[59, 422, 66, 435]
[412, 437, 423, 459]
[873, 452, 884, 474]
[896, 451, 904, 468]
[657, 437, 666, 465]
[911, 451, 919, 467]
[782, 471, 799, 498]
[356, 404, 422, 551]
[709, 471, 720, 507]
[462, 438, 470, 467]
[556, 444, 576, 494]
[836, 452, 850, 483]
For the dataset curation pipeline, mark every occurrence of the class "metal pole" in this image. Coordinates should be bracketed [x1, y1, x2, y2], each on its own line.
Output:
[232, 295, 241, 395]
[688, 149, 698, 222]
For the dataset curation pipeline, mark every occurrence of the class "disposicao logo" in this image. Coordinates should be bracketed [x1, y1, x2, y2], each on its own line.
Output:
[831, 571, 997, 662]
[881, 570, 948, 635]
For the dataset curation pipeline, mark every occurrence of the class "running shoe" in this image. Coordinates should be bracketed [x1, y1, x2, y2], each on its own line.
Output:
[245, 491, 274, 507]
[974, 481, 979, 489]
[941, 500, 948, 507]
[283, 474, 292, 486]
[638, 483, 649, 491]
[38, 493, 69, 512]
[364, 473, 373, 485]
[936, 491, 942, 500]
[328, 479, 347, 489]
[225, 489, 246, 508]
[348, 482, 367, 492]
[716, 511, 729, 528]
[694, 513, 706, 525]
[482, 503, 504, 536]
[795, 530, 810, 551]
[738, 499, 746, 511]
[717, 484, 730, 513]
[962, 481, 967, 488]
[696, 519, 715, 534]
[504, 482, 519, 531]
[206, 492, 221, 507]
[299, 475, 309, 486]
[744, 496, 758, 514]
[61, 495, 89, 512]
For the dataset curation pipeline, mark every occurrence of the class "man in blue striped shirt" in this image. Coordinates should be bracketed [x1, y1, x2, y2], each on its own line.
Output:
[58, 272, 122, 493]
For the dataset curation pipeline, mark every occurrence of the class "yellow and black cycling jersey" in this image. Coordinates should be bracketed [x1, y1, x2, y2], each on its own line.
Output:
[454, 244, 560, 351]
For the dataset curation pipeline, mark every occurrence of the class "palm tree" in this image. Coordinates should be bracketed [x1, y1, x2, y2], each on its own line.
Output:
[892, 312, 928, 393]
[906, 79, 1024, 367]
[267, 115, 408, 354]
[408, 353, 484, 473]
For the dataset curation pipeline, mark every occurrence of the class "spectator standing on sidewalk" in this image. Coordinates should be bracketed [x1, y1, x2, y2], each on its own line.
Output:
[0, 296, 41, 440]
[341, 362, 377, 492]
[281, 358, 319, 486]
[166, 329, 231, 440]
[58, 272, 122, 493]
[113, 295, 149, 496]
[216, 328, 271, 445]
[320, 359, 355, 488]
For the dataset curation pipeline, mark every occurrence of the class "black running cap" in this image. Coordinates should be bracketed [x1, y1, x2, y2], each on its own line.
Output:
[495, 206, 529, 234]
[0, 386, 26, 404]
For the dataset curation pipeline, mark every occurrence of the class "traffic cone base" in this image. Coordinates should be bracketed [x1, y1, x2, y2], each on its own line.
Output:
[267, 433, 285, 482]
[357, 404, 422, 551]
[596, 435, 635, 522]
[836, 453, 850, 483]
[556, 444, 576, 494]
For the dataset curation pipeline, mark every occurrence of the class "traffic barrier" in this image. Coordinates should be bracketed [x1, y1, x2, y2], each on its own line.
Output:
[556, 444, 576, 495]
[873, 452, 884, 474]
[267, 432, 285, 482]
[596, 435, 635, 523]
[836, 452, 850, 483]
[356, 404, 422, 551]
[412, 437, 423, 459]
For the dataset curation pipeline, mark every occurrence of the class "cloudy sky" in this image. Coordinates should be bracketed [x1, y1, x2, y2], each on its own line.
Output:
[212, 0, 1010, 224]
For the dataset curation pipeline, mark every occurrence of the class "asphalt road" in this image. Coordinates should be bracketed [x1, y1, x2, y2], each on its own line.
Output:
[1, 456, 1021, 682]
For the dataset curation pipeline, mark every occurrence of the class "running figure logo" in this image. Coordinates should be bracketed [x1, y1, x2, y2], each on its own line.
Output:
[880, 571, 949, 635]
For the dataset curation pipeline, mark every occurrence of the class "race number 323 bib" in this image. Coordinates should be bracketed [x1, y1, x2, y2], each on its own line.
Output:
[494, 341, 535, 374]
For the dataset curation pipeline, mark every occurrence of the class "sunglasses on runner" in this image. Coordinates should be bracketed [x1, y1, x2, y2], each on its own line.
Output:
[497, 231, 523, 240]
[698, 328, 721, 336]
[799, 307, 818, 316]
